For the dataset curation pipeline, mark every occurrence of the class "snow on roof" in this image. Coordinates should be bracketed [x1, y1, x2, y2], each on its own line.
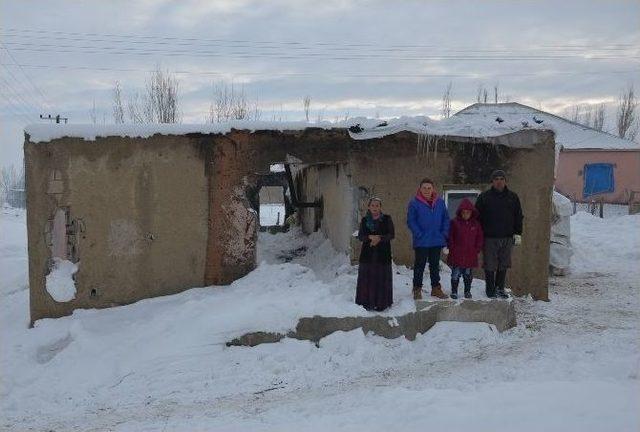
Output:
[24, 115, 552, 146]
[27, 103, 635, 151]
[344, 115, 553, 145]
[24, 121, 338, 144]
[455, 103, 640, 151]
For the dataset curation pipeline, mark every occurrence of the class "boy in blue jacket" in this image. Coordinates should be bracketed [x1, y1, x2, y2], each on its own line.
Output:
[407, 178, 450, 300]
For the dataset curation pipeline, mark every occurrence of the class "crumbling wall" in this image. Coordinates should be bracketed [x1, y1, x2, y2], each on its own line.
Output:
[347, 130, 555, 300]
[296, 163, 354, 253]
[25, 135, 209, 322]
[203, 133, 261, 286]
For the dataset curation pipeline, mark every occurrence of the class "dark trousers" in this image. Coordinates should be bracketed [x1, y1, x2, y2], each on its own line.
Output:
[484, 269, 507, 297]
[413, 247, 442, 288]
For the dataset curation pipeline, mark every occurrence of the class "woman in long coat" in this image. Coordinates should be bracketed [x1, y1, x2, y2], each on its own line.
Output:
[355, 197, 395, 311]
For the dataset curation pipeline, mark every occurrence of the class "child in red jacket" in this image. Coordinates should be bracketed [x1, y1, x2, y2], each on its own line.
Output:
[447, 198, 484, 299]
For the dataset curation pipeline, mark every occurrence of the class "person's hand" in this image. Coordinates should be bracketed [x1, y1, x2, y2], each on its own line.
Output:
[513, 234, 522, 246]
[369, 235, 381, 246]
[442, 247, 450, 255]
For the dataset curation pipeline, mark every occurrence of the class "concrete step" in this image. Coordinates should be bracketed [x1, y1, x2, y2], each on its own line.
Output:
[227, 299, 516, 347]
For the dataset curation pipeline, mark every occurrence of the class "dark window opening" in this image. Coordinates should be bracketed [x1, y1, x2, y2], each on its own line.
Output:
[444, 189, 481, 219]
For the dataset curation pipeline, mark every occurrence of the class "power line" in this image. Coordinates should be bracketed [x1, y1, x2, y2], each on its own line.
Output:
[0, 87, 38, 123]
[0, 63, 45, 112]
[1, 26, 637, 51]
[0, 96, 35, 122]
[0, 62, 637, 79]
[1, 31, 636, 56]
[0, 74, 41, 116]
[1, 41, 636, 62]
[0, 42, 51, 108]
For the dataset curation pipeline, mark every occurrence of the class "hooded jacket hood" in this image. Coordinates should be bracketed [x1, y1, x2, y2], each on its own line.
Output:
[456, 198, 479, 220]
[415, 188, 438, 206]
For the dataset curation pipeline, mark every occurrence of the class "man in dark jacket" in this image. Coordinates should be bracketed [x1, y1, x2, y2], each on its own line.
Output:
[475, 169, 523, 298]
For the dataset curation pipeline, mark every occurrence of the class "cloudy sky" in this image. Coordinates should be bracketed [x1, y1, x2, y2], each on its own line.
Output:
[1, 0, 638, 166]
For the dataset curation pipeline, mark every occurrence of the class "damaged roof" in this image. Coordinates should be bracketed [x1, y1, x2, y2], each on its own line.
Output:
[25, 102, 624, 150]
[455, 103, 639, 151]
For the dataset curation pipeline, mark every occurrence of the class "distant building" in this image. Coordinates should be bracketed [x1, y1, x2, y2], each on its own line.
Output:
[456, 103, 640, 204]
[7, 188, 26, 208]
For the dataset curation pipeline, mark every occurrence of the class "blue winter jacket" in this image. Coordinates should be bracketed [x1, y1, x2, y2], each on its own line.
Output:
[406, 196, 450, 248]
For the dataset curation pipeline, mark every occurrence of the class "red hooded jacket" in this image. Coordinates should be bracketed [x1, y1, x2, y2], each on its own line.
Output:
[447, 198, 484, 268]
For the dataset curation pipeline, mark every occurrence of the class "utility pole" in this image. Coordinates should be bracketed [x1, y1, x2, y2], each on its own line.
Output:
[40, 114, 69, 124]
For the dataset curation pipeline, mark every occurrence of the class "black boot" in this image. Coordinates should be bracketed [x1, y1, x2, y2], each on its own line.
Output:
[484, 271, 496, 298]
[450, 279, 459, 299]
[496, 270, 509, 299]
[464, 278, 472, 299]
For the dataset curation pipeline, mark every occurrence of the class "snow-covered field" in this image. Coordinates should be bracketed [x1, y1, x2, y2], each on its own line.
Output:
[1, 206, 639, 431]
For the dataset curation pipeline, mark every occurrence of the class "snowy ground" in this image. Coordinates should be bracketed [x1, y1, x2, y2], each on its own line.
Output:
[1, 205, 639, 431]
[573, 202, 630, 218]
[259, 204, 285, 226]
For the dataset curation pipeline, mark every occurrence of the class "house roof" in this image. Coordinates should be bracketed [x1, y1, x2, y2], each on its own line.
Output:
[24, 117, 550, 147]
[455, 102, 640, 151]
[24, 102, 639, 151]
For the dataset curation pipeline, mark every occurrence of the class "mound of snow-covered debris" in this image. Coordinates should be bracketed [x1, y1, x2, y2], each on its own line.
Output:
[1, 208, 638, 431]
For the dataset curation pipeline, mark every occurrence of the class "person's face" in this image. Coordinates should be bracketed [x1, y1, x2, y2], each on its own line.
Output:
[368, 200, 382, 216]
[419, 182, 434, 199]
[492, 176, 506, 191]
[461, 209, 472, 220]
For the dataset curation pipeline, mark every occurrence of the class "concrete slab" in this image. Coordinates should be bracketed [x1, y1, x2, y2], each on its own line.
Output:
[226, 299, 516, 347]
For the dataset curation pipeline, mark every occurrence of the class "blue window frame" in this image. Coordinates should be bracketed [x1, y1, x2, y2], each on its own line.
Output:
[583, 163, 614, 197]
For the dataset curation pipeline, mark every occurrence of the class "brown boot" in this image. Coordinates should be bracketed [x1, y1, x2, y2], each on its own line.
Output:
[431, 284, 449, 299]
[412, 286, 423, 300]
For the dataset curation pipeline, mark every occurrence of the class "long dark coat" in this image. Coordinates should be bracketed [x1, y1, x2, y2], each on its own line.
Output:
[356, 214, 395, 311]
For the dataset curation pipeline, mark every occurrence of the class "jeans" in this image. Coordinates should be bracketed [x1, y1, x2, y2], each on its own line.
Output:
[451, 267, 473, 285]
[413, 247, 442, 288]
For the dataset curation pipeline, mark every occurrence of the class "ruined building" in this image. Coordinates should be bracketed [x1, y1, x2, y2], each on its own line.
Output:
[24, 118, 555, 323]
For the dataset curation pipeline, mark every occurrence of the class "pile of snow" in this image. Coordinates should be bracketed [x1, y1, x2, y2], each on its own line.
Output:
[550, 191, 573, 274]
[1, 207, 639, 431]
[44, 258, 78, 302]
[0, 205, 28, 298]
[570, 210, 640, 275]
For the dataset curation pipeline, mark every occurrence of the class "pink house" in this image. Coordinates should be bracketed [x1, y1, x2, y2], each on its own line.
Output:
[456, 103, 640, 204]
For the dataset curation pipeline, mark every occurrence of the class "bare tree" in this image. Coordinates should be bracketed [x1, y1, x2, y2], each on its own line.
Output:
[477, 85, 488, 103]
[127, 92, 145, 124]
[569, 104, 581, 123]
[592, 103, 606, 131]
[0, 164, 25, 208]
[89, 99, 98, 124]
[303, 95, 311, 122]
[617, 84, 638, 140]
[112, 81, 125, 124]
[208, 81, 260, 123]
[145, 67, 180, 123]
[582, 106, 592, 129]
[566, 103, 605, 131]
[493, 83, 499, 104]
[441, 82, 452, 119]
[114, 67, 181, 124]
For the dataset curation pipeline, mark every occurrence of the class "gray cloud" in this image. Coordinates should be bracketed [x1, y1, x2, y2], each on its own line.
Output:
[1, 0, 638, 166]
